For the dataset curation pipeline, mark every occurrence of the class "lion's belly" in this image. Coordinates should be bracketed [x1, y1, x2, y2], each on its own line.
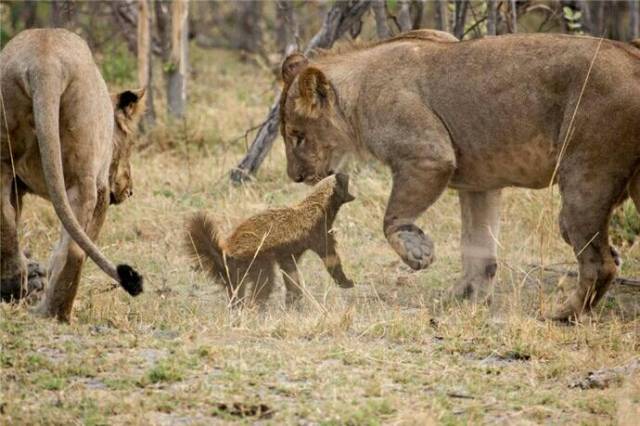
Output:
[448, 137, 559, 191]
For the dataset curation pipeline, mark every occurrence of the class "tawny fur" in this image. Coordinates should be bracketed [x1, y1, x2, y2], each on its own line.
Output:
[0, 29, 145, 321]
[185, 174, 355, 307]
[279, 31, 640, 321]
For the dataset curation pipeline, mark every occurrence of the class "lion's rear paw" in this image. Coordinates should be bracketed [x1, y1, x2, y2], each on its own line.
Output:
[388, 226, 434, 270]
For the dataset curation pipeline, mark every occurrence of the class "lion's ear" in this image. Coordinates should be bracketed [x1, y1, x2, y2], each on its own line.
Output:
[282, 52, 308, 85]
[114, 88, 146, 119]
[296, 67, 334, 118]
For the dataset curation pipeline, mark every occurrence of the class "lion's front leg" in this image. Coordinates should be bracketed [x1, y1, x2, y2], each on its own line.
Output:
[384, 159, 454, 270]
[35, 185, 108, 321]
[452, 190, 501, 302]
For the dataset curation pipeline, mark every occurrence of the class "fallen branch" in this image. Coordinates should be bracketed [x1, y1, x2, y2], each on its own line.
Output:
[527, 264, 640, 289]
[229, 0, 372, 184]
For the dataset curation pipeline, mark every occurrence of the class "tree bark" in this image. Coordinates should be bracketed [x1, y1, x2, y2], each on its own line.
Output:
[238, 1, 263, 54]
[372, 0, 392, 39]
[411, 0, 425, 30]
[397, 0, 413, 32]
[453, 0, 468, 39]
[509, 0, 517, 33]
[230, 0, 372, 183]
[434, 0, 449, 32]
[486, 0, 497, 36]
[629, 0, 639, 40]
[276, 0, 298, 55]
[166, 0, 189, 119]
[137, 0, 155, 127]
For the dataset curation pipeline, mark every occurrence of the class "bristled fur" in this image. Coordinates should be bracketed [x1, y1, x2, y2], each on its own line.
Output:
[185, 212, 228, 284]
[222, 175, 338, 258]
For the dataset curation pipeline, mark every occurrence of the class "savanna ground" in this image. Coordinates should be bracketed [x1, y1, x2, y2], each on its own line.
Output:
[1, 44, 640, 425]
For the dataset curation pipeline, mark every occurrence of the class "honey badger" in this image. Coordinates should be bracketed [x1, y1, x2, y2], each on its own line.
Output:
[186, 173, 355, 307]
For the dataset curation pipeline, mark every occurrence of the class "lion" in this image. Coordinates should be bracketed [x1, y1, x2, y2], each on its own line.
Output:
[278, 30, 640, 321]
[1, 29, 145, 321]
[186, 173, 355, 307]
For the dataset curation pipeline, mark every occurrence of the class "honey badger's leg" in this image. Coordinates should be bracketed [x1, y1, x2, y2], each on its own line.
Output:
[312, 234, 354, 289]
[1, 167, 27, 301]
[452, 190, 501, 302]
[247, 260, 275, 306]
[279, 256, 303, 307]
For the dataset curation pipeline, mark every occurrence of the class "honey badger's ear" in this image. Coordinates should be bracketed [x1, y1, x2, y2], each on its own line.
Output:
[282, 52, 309, 85]
[296, 67, 334, 118]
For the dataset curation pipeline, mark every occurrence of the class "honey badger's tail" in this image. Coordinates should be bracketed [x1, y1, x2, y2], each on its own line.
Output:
[185, 212, 231, 288]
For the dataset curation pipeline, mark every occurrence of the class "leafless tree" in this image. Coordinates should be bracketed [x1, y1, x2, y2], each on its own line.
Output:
[629, 0, 639, 39]
[166, 0, 189, 119]
[276, 1, 299, 55]
[434, 0, 449, 32]
[509, 0, 517, 33]
[372, 0, 392, 38]
[453, 0, 468, 39]
[137, 0, 155, 127]
[230, 0, 372, 183]
[487, 0, 497, 36]
[397, 0, 413, 32]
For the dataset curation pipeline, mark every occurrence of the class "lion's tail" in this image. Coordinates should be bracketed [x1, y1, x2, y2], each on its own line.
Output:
[185, 212, 233, 290]
[29, 60, 142, 296]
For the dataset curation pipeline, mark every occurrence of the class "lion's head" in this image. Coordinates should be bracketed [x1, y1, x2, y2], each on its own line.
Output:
[279, 53, 354, 185]
[110, 89, 145, 205]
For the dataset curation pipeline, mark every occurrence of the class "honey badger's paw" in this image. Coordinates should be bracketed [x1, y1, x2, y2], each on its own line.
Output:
[388, 225, 435, 270]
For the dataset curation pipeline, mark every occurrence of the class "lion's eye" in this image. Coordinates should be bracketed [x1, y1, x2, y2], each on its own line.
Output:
[294, 134, 305, 148]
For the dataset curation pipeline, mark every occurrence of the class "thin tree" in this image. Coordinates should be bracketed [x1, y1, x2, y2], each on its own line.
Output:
[372, 0, 392, 39]
[166, 0, 188, 119]
[434, 0, 449, 32]
[276, 0, 299, 55]
[397, 0, 413, 32]
[137, 0, 155, 127]
[486, 0, 497, 36]
[630, 0, 639, 40]
[230, 1, 372, 183]
[453, 0, 468, 39]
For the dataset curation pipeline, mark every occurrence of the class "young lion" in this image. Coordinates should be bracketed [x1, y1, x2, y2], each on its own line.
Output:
[186, 174, 355, 307]
[0, 29, 145, 320]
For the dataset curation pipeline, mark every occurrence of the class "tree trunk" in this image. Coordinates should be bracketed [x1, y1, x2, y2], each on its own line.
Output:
[276, 0, 298, 55]
[372, 0, 392, 39]
[397, 0, 413, 32]
[230, 0, 372, 183]
[411, 0, 425, 30]
[166, 0, 188, 119]
[631, 0, 640, 40]
[453, 0, 468, 39]
[434, 0, 449, 32]
[51, 0, 74, 28]
[238, 1, 263, 54]
[137, 0, 155, 127]
[486, 0, 497, 36]
[576, 0, 592, 35]
[510, 0, 517, 33]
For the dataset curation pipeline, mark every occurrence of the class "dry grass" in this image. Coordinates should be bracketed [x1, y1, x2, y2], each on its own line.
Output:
[1, 46, 639, 425]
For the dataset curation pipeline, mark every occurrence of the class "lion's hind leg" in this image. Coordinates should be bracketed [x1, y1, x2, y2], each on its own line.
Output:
[1, 166, 27, 302]
[35, 183, 107, 321]
[549, 169, 626, 321]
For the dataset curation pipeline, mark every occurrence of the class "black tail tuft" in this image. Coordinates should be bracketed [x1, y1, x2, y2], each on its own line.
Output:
[116, 264, 143, 296]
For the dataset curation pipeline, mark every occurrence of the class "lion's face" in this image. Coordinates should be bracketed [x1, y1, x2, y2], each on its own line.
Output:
[109, 89, 145, 205]
[280, 54, 352, 185]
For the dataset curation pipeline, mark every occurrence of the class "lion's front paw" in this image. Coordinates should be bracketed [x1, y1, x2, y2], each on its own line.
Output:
[388, 225, 435, 270]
